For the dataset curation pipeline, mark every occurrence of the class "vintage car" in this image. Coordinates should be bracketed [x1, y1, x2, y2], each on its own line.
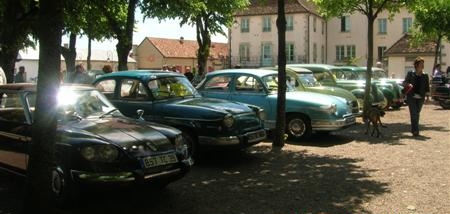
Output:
[93, 70, 266, 160]
[287, 64, 387, 110]
[430, 76, 450, 109]
[339, 66, 404, 109]
[0, 83, 192, 205]
[196, 69, 356, 141]
[275, 66, 361, 116]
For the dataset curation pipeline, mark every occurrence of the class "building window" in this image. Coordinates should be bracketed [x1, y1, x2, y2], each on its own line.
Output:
[336, 45, 355, 62]
[336, 45, 345, 61]
[313, 43, 317, 63]
[240, 18, 249, 33]
[346, 45, 356, 59]
[402, 17, 412, 33]
[239, 43, 250, 62]
[321, 21, 325, 35]
[378, 18, 387, 34]
[340, 16, 350, 32]
[286, 15, 294, 31]
[261, 43, 272, 66]
[313, 17, 317, 32]
[321, 45, 325, 63]
[286, 43, 295, 63]
[263, 16, 271, 32]
[377, 46, 387, 61]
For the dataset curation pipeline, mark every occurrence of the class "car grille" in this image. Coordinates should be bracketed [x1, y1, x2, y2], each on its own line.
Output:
[233, 112, 263, 133]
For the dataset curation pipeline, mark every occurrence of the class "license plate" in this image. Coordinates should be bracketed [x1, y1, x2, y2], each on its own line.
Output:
[141, 154, 178, 168]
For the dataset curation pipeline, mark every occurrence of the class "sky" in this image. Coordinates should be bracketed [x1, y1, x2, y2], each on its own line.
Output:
[62, 16, 229, 51]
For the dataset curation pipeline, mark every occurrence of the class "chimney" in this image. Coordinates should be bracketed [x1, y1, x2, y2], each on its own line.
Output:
[180, 36, 184, 44]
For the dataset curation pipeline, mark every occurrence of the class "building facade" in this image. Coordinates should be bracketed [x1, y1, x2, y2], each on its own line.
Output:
[135, 37, 228, 74]
[230, 2, 450, 79]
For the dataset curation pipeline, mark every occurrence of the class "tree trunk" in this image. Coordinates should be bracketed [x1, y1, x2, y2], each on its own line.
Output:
[87, 36, 92, 70]
[115, 0, 137, 71]
[363, 13, 375, 116]
[273, 0, 287, 148]
[60, 33, 77, 82]
[23, 0, 63, 213]
[196, 15, 211, 78]
[0, 49, 19, 83]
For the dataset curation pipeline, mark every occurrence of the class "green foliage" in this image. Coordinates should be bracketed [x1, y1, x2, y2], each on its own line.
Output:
[141, 0, 249, 36]
[410, 0, 450, 41]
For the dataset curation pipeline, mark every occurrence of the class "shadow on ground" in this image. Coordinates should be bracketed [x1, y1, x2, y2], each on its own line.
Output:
[0, 145, 387, 214]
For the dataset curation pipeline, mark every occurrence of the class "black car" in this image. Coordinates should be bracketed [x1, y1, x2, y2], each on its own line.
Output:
[0, 83, 193, 205]
[431, 76, 450, 109]
[93, 70, 267, 160]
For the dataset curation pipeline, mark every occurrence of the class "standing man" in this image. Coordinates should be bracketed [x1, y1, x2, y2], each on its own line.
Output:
[14, 66, 27, 83]
[403, 57, 430, 137]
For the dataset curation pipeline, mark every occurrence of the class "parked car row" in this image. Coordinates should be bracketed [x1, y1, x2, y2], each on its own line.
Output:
[0, 64, 406, 207]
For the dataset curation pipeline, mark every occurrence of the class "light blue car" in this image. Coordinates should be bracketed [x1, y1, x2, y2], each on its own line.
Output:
[196, 69, 356, 141]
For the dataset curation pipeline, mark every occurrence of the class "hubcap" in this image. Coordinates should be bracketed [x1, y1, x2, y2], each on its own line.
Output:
[288, 118, 306, 137]
[52, 170, 63, 196]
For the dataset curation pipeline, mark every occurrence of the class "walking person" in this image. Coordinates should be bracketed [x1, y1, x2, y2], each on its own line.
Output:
[403, 57, 430, 137]
[14, 66, 27, 83]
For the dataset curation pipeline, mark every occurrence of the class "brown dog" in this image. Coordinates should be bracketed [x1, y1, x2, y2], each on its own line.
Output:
[363, 106, 386, 137]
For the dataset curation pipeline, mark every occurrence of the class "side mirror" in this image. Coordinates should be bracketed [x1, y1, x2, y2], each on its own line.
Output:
[136, 109, 144, 120]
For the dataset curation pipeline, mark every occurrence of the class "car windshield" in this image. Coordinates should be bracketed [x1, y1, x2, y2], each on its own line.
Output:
[261, 74, 296, 93]
[311, 70, 337, 85]
[297, 73, 321, 86]
[148, 76, 197, 99]
[56, 87, 117, 118]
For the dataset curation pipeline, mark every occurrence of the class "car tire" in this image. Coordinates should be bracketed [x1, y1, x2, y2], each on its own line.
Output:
[286, 114, 312, 141]
[182, 131, 199, 162]
[51, 167, 78, 208]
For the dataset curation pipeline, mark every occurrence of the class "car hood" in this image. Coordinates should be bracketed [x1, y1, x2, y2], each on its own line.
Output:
[59, 117, 173, 151]
[284, 91, 348, 106]
[156, 97, 253, 116]
[306, 86, 357, 101]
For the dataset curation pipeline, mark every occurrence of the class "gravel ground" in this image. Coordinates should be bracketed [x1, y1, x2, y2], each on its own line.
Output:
[1, 101, 449, 214]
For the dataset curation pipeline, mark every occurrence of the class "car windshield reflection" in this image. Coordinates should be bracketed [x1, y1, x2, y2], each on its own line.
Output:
[57, 88, 117, 119]
[148, 76, 197, 99]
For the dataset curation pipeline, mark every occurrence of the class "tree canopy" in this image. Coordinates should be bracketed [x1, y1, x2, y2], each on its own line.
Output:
[409, 0, 450, 65]
[309, 0, 406, 114]
[141, 0, 249, 76]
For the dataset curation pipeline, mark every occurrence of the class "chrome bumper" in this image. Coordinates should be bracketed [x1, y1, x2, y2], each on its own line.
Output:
[198, 129, 267, 146]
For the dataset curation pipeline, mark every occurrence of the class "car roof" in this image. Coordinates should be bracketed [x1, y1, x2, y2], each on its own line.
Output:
[288, 64, 339, 69]
[98, 70, 184, 80]
[206, 69, 278, 77]
[0, 83, 96, 92]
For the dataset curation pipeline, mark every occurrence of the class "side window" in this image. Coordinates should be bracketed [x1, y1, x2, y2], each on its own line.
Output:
[120, 79, 148, 100]
[235, 75, 263, 92]
[204, 76, 231, 91]
[96, 79, 116, 98]
[0, 92, 27, 123]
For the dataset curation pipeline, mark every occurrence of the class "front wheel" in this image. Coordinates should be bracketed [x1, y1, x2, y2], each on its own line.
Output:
[182, 131, 199, 162]
[286, 114, 312, 141]
[52, 167, 78, 208]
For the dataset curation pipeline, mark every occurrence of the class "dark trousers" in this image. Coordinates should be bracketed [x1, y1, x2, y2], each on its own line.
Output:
[407, 97, 425, 134]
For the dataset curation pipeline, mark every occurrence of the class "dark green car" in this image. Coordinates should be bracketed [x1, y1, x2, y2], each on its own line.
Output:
[287, 64, 386, 110]
[93, 70, 267, 160]
[338, 66, 404, 110]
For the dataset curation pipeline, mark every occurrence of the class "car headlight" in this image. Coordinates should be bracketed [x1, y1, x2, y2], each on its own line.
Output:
[80, 145, 119, 162]
[223, 114, 234, 128]
[257, 109, 266, 121]
[320, 103, 337, 114]
[174, 134, 184, 149]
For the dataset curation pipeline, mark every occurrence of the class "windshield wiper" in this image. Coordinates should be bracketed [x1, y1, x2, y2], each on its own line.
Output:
[99, 108, 119, 118]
